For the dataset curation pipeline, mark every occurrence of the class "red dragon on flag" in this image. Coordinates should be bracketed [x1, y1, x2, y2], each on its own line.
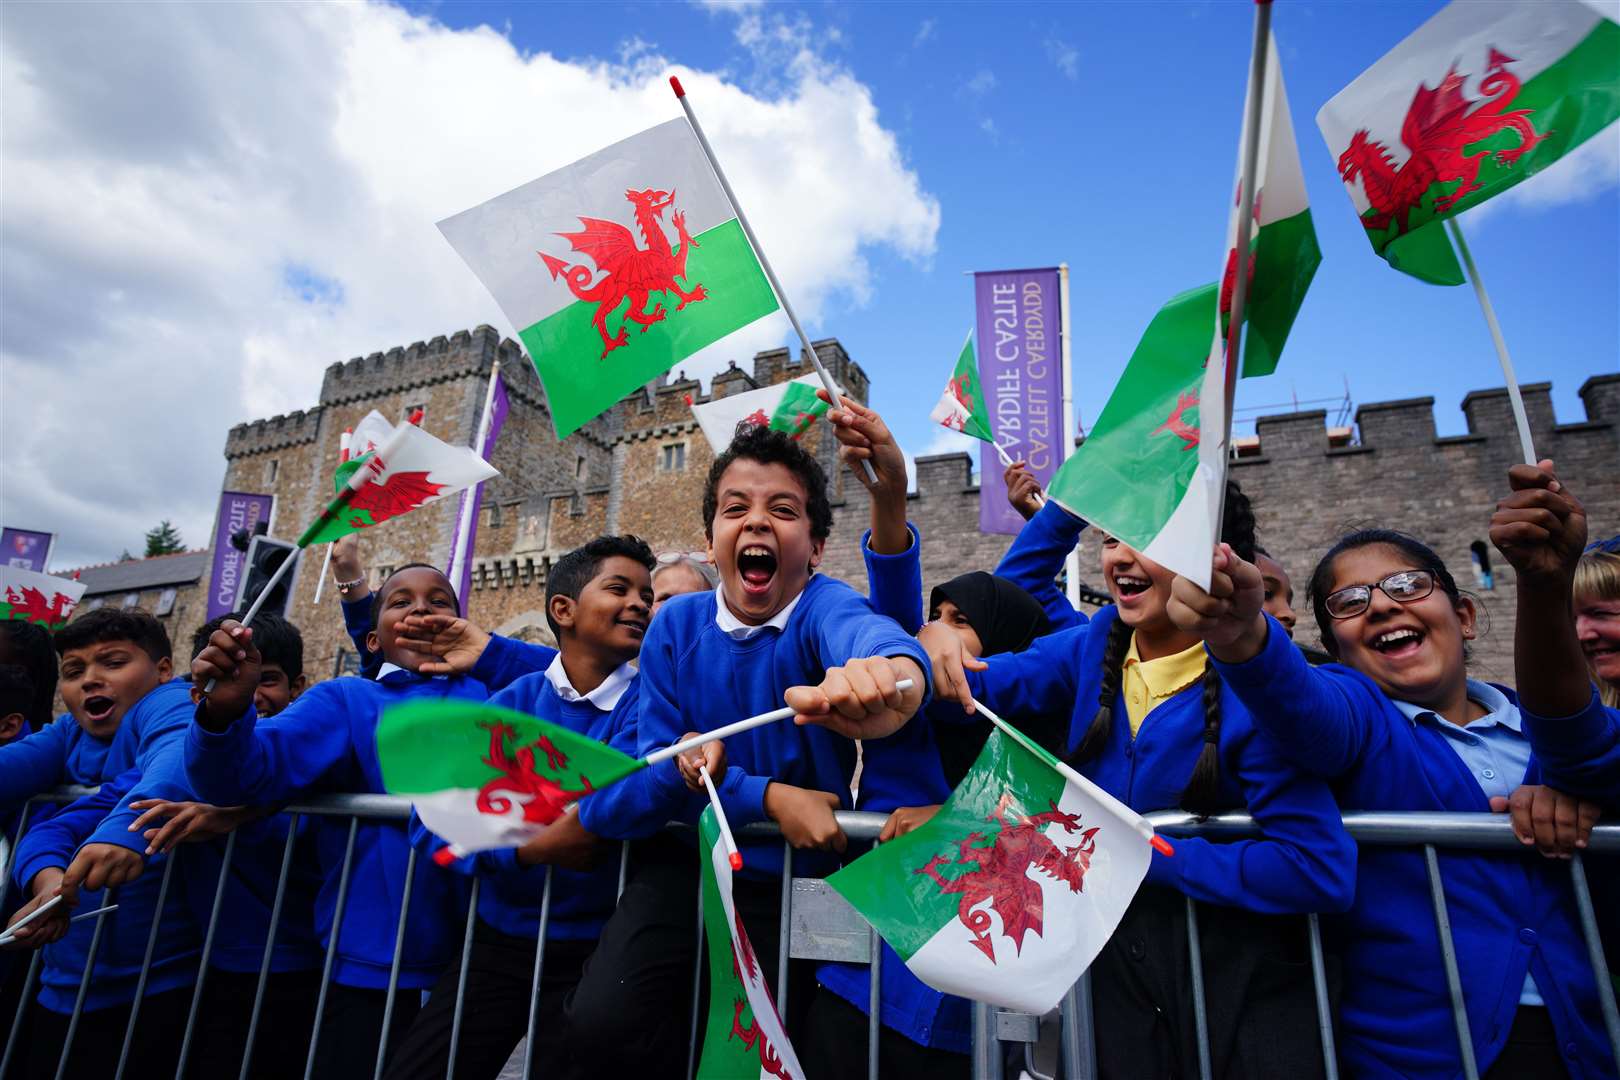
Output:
[1, 585, 79, 630]
[475, 719, 597, 825]
[539, 187, 709, 359]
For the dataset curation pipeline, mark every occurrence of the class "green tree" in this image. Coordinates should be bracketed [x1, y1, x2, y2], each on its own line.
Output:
[143, 521, 184, 558]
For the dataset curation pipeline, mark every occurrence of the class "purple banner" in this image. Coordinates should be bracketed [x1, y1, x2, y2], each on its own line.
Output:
[0, 528, 52, 572]
[208, 491, 275, 619]
[974, 268, 1064, 534]
[447, 374, 510, 603]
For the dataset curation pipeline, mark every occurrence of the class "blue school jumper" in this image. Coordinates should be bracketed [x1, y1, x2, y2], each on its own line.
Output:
[184, 669, 491, 991]
[577, 573, 930, 881]
[1521, 688, 1620, 804]
[6, 681, 202, 1013]
[817, 525, 971, 1053]
[964, 605, 1356, 913]
[1212, 617, 1617, 1080]
[411, 661, 640, 942]
[993, 500, 1088, 631]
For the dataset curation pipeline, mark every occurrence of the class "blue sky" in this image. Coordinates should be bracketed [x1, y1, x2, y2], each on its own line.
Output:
[419, 0, 1618, 449]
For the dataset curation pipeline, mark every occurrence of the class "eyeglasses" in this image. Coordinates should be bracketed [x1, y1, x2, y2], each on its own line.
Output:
[655, 550, 711, 566]
[1323, 570, 1436, 620]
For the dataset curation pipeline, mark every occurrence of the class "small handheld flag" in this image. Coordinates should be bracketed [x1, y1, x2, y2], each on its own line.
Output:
[0, 566, 87, 631]
[700, 765, 743, 872]
[691, 374, 832, 453]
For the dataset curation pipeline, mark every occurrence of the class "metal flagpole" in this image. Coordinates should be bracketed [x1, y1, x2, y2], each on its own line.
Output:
[448, 360, 502, 593]
[1445, 218, 1537, 465]
[1212, 0, 1272, 536]
[312, 429, 350, 604]
[671, 75, 878, 485]
[1058, 263, 1080, 607]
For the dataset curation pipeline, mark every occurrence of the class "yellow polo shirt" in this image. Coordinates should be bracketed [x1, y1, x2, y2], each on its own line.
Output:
[1122, 635, 1208, 736]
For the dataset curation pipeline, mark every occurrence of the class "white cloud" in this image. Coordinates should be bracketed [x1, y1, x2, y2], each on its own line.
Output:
[1466, 127, 1620, 227]
[963, 69, 997, 97]
[913, 19, 937, 48]
[1045, 36, 1080, 80]
[0, 2, 939, 568]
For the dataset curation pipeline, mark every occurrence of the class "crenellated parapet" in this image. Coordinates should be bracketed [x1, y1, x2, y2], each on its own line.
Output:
[224, 407, 326, 458]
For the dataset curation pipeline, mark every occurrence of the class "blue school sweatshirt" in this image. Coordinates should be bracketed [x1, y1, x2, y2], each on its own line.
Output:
[993, 500, 1089, 631]
[577, 574, 931, 880]
[1213, 618, 1617, 1080]
[411, 663, 641, 942]
[1521, 688, 1620, 804]
[964, 605, 1356, 914]
[5, 681, 202, 1013]
[184, 669, 489, 990]
[817, 525, 972, 1052]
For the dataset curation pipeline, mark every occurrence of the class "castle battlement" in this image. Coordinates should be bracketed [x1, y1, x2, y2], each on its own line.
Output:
[318, 325, 526, 409]
[224, 407, 326, 458]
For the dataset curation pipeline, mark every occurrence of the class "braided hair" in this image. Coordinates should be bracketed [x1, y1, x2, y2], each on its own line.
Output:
[1067, 479, 1256, 816]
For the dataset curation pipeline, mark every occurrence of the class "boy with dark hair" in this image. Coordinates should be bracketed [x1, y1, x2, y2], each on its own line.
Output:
[187, 563, 551, 1079]
[0, 667, 33, 747]
[1, 608, 201, 1079]
[191, 609, 307, 710]
[566, 423, 930, 1075]
[0, 621, 58, 733]
[387, 535, 658, 1080]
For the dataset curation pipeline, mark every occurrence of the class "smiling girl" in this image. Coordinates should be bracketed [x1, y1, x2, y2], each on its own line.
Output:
[1173, 528, 1617, 1080]
[923, 481, 1354, 1080]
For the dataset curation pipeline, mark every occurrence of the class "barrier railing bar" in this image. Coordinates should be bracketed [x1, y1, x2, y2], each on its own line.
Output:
[55, 884, 113, 1080]
[1, 949, 43, 1079]
[1148, 810, 1620, 851]
[616, 841, 629, 901]
[0, 800, 36, 917]
[175, 828, 237, 1079]
[1060, 974, 1097, 1080]
[1306, 912, 1340, 1080]
[303, 816, 361, 1080]
[116, 852, 178, 1080]
[687, 856, 704, 1080]
[446, 877, 481, 1080]
[1184, 897, 1213, 1080]
[1569, 852, 1620, 1065]
[518, 866, 553, 1080]
[867, 925, 881, 1080]
[776, 842, 792, 1013]
[1423, 844, 1479, 1080]
[971, 1002, 1000, 1080]
[373, 842, 419, 1080]
[241, 811, 300, 1080]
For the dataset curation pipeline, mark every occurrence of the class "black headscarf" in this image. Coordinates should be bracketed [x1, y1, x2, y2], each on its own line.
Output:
[927, 573, 1061, 786]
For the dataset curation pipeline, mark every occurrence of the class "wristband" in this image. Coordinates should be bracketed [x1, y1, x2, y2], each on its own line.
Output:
[334, 575, 366, 595]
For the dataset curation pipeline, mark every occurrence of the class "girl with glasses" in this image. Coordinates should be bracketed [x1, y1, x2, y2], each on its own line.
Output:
[1169, 527, 1614, 1080]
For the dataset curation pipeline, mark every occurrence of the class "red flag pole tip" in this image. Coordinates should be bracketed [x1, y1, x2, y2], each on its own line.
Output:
[669, 75, 685, 98]
[432, 846, 458, 867]
[408, 408, 425, 425]
[1150, 834, 1175, 857]
[728, 851, 744, 871]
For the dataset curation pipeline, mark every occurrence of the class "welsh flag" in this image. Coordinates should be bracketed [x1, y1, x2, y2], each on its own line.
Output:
[297, 419, 498, 547]
[696, 806, 805, 1080]
[1047, 33, 1316, 589]
[440, 118, 781, 438]
[691, 374, 831, 452]
[929, 332, 995, 443]
[377, 700, 644, 858]
[1319, 0, 1620, 285]
[828, 727, 1151, 1014]
[0, 566, 87, 631]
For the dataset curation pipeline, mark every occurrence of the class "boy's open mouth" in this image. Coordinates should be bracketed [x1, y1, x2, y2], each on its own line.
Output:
[1113, 574, 1150, 599]
[737, 545, 778, 597]
[82, 695, 117, 724]
[1370, 627, 1424, 659]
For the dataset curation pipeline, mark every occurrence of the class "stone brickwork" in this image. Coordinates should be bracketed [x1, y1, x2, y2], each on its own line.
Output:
[81, 324, 1615, 688]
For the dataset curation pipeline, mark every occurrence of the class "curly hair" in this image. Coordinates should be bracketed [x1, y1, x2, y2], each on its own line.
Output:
[701, 422, 833, 542]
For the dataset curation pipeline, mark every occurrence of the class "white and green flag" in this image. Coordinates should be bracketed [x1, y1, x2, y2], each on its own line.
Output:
[0, 566, 86, 631]
[696, 806, 804, 1080]
[1318, 0, 1620, 285]
[828, 728, 1151, 1014]
[929, 332, 996, 444]
[439, 118, 781, 439]
[691, 374, 831, 453]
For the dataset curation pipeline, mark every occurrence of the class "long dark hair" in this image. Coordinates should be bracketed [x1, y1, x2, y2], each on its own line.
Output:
[1067, 479, 1255, 816]
[1306, 529, 1462, 659]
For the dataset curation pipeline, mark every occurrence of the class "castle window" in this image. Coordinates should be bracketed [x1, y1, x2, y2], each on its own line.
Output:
[155, 588, 177, 617]
[266, 459, 278, 484]
[575, 454, 586, 481]
[486, 502, 503, 528]
[660, 442, 687, 473]
[121, 592, 140, 609]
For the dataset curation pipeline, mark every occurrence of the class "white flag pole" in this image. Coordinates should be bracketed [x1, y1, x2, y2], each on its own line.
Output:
[972, 699, 1173, 856]
[312, 429, 351, 605]
[448, 360, 502, 594]
[1058, 263, 1080, 604]
[1445, 218, 1537, 465]
[647, 679, 915, 767]
[670, 75, 879, 485]
[700, 765, 744, 871]
[1211, 0, 1272, 537]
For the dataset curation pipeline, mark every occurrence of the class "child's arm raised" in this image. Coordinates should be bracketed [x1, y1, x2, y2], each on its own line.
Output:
[392, 614, 556, 691]
[992, 492, 1088, 631]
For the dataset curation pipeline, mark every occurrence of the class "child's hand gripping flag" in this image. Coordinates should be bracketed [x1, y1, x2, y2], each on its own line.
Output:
[696, 803, 805, 1080]
[690, 374, 832, 453]
[828, 711, 1158, 1014]
[0, 566, 87, 631]
[1045, 31, 1318, 590]
[1317, 0, 1620, 285]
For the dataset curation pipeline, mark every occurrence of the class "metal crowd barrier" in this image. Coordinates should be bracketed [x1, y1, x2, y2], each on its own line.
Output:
[0, 791, 1616, 1080]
